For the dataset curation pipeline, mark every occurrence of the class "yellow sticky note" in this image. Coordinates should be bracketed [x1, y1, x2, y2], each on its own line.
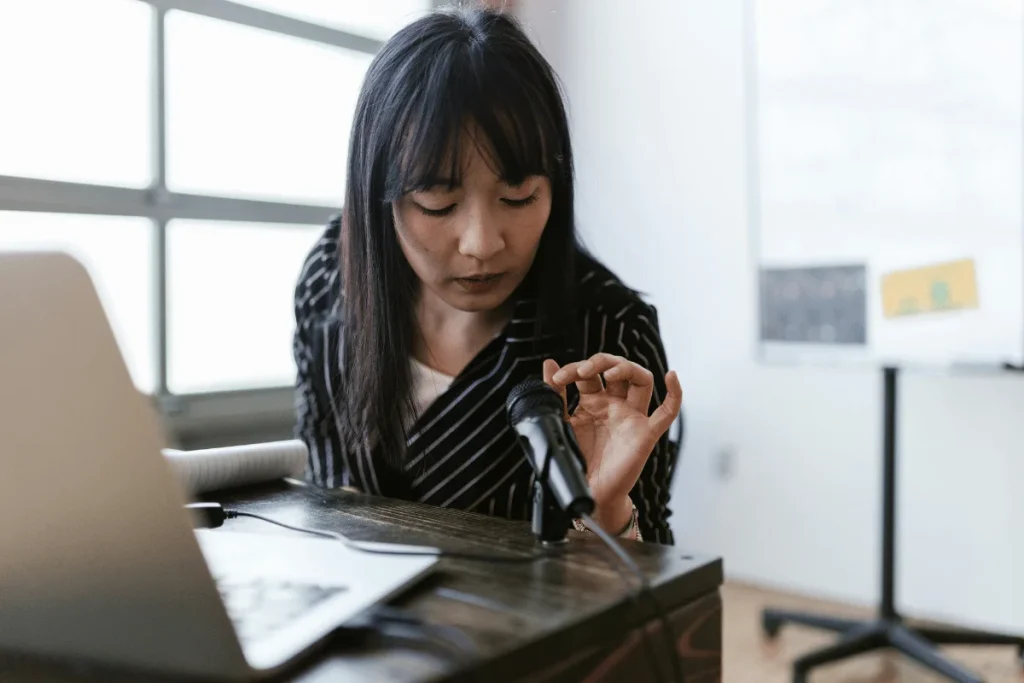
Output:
[881, 259, 979, 319]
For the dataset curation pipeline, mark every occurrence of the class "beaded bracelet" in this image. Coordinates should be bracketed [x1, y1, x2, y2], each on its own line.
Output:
[572, 502, 642, 541]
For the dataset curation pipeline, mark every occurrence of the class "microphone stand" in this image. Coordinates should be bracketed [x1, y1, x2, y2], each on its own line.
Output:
[505, 379, 592, 546]
[526, 420, 588, 546]
[531, 479, 570, 545]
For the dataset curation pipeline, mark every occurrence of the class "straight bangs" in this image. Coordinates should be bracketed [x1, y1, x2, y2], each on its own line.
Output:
[381, 35, 566, 202]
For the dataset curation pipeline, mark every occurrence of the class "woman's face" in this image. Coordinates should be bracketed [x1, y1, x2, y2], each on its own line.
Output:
[393, 137, 552, 315]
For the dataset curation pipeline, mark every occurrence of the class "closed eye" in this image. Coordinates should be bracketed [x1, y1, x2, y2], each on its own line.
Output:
[501, 192, 538, 208]
[414, 202, 457, 217]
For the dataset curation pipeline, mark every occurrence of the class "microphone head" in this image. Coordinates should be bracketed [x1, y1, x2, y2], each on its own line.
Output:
[506, 377, 564, 424]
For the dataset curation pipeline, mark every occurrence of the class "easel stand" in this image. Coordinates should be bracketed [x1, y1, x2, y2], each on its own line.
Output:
[762, 366, 1024, 683]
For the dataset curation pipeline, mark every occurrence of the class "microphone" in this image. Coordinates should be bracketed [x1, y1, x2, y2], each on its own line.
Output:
[506, 377, 595, 518]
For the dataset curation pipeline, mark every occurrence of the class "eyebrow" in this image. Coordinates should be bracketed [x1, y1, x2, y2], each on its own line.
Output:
[409, 174, 539, 193]
[409, 177, 458, 192]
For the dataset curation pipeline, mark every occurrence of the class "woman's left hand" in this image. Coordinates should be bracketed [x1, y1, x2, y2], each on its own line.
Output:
[543, 353, 683, 534]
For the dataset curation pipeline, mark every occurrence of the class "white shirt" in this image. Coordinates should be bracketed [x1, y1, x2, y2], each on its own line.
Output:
[406, 358, 455, 429]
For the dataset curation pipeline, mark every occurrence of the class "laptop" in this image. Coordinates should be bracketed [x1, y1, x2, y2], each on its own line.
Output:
[0, 250, 437, 680]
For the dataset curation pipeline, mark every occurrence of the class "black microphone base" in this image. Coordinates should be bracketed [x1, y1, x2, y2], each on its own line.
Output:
[532, 480, 570, 545]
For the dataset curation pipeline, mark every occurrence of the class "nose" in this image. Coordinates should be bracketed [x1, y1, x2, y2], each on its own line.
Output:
[458, 205, 506, 262]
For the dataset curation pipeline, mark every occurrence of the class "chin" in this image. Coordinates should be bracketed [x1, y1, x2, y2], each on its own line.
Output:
[451, 292, 510, 312]
[445, 285, 516, 313]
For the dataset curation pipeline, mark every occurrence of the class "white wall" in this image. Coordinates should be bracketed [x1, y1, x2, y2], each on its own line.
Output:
[519, 0, 1024, 633]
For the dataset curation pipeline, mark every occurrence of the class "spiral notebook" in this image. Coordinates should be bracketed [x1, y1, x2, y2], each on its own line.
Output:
[163, 440, 308, 495]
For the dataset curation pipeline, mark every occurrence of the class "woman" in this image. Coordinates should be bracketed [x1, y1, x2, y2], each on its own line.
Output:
[293, 6, 682, 544]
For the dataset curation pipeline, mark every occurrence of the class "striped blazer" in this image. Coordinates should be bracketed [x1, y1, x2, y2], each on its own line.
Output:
[293, 218, 677, 544]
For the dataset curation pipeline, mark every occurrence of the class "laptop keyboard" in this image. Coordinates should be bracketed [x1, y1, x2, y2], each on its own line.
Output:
[214, 576, 348, 644]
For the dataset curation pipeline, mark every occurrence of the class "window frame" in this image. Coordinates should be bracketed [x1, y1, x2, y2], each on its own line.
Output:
[0, 0, 441, 443]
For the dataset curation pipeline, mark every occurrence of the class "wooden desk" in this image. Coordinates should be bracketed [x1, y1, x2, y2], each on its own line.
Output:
[2, 481, 723, 683]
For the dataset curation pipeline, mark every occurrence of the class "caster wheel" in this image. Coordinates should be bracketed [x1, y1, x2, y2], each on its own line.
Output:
[762, 612, 783, 639]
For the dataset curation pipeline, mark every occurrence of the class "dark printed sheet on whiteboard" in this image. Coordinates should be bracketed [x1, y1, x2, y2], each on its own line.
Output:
[759, 265, 867, 345]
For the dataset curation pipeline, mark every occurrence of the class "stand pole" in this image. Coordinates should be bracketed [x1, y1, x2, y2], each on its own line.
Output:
[531, 480, 569, 545]
[881, 366, 898, 620]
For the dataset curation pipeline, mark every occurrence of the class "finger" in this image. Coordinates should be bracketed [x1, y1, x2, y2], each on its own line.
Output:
[575, 353, 628, 380]
[602, 375, 629, 400]
[578, 353, 631, 397]
[542, 358, 569, 420]
[553, 360, 604, 395]
[603, 362, 655, 413]
[647, 370, 683, 437]
[596, 361, 628, 399]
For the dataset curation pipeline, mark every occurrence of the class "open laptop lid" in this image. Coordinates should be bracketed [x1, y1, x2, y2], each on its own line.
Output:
[0, 251, 248, 679]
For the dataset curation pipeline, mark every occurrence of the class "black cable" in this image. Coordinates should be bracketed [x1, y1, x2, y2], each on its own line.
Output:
[224, 509, 547, 564]
[366, 605, 480, 662]
[201, 506, 485, 679]
[583, 530, 665, 683]
[580, 512, 685, 683]
[216, 506, 681, 679]
[339, 604, 480, 680]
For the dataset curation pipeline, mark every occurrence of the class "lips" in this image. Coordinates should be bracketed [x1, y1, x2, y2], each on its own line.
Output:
[458, 273, 501, 282]
[453, 272, 505, 293]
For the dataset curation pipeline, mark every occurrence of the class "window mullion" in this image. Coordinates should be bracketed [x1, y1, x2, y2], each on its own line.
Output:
[153, 6, 170, 396]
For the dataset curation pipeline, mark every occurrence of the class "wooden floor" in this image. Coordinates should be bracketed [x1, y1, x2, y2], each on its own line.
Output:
[723, 582, 1023, 682]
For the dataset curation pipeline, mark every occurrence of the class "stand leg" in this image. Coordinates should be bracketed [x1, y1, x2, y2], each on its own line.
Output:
[762, 608, 863, 637]
[914, 626, 1024, 648]
[888, 625, 984, 683]
[791, 623, 887, 683]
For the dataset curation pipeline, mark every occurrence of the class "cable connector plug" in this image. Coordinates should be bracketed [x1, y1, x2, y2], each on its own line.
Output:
[186, 502, 227, 529]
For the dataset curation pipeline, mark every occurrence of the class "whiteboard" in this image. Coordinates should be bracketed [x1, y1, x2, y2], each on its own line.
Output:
[750, 0, 1024, 368]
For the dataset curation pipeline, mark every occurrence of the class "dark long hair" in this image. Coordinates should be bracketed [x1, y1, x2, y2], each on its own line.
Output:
[340, 6, 580, 469]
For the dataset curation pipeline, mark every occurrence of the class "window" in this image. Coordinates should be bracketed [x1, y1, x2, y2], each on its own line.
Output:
[234, 0, 431, 40]
[167, 220, 324, 393]
[165, 11, 373, 204]
[0, 0, 153, 187]
[0, 0, 432, 412]
[0, 211, 156, 392]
